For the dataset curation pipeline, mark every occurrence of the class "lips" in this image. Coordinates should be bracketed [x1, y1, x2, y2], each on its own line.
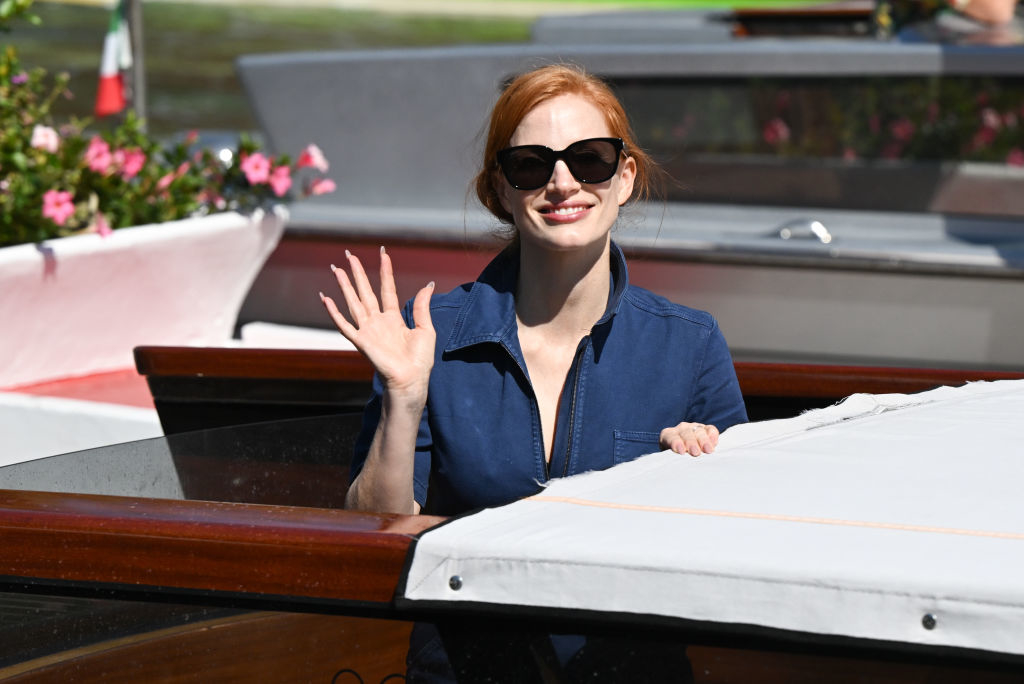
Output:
[539, 203, 592, 222]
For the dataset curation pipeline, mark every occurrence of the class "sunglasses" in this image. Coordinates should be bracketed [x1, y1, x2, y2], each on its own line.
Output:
[496, 137, 625, 191]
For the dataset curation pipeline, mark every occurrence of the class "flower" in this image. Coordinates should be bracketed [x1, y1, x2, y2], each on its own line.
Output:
[41, 190, 75, 226]
[1, 37, 335, 247]
[30, 124, 59, 154]
[84, 136, 113, 174]
[114, 147, 146, 180]
[762, 118, 790, 146]
[268, 165, 292, 197]
[240, 152, 271, 185]
[296, 144, 329, 172]
[94, 212, 113, 238]
[1007, 148, 1024, 166]
[308, 177, 337, 196]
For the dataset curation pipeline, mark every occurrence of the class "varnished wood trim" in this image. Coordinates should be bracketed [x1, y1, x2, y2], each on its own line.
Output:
[0, 490, 441, 606]
[134, 346, 375, 381]
[733, 362, 1024, 398]
[136, 346, 1024, 400]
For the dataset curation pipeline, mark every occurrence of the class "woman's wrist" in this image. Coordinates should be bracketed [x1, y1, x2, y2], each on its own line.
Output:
[382, 383, 429, 415]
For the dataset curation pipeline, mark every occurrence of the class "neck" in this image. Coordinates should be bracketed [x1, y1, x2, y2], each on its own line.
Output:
[515, 238, 612, 333]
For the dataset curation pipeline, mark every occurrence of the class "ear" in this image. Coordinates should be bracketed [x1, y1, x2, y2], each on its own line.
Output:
[616, 155, 637, 206]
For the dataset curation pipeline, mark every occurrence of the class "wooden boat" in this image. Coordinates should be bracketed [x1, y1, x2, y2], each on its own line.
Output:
[2, 355, 1023, 681]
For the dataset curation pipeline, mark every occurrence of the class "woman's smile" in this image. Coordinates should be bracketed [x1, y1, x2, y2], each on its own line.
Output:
[539, 202, 593, 223]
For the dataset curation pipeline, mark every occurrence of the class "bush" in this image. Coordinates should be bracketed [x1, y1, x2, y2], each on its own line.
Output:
[0, 16, 334, 247]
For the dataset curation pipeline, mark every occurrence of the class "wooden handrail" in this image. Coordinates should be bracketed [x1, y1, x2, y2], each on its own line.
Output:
[134, 346, 375, 382]
[136, 345, 1024, 399]
[0, 489, 441, 607]
[734, 361, 1024, 398]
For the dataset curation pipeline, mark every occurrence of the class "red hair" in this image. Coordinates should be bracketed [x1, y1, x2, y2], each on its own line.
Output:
[473, 63, 659, 226]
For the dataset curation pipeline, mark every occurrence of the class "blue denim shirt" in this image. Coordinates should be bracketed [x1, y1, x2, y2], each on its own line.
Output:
[351, 242, 748, 516]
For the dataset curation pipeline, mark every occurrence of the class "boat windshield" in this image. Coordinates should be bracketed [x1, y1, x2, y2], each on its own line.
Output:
[613, 75, 1024, 218]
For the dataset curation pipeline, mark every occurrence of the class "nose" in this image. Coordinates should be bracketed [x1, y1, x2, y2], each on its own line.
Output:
[547, 159, 580, 193]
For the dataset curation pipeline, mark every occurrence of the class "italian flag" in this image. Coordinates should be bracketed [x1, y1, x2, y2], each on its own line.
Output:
[95, 0, 133, 117]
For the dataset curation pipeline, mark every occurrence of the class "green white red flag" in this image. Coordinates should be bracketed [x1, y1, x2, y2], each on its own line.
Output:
[95, 0, 133, 117]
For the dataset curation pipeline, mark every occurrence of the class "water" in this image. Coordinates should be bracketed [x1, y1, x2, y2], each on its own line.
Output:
[5, 2, 530, 136]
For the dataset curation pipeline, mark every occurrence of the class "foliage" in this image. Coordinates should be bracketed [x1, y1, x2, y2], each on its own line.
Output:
[0, 0, 39, 31]
[0, 44, 334, 248]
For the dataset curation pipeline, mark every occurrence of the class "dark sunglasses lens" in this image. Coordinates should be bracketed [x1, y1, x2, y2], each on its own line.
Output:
[502, 148, 554, 190]
[565, 140, 620, 183]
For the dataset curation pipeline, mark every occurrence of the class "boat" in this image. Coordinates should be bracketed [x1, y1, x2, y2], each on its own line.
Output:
[234, 5, 1024, 371]
[2, 360, 1023, 681]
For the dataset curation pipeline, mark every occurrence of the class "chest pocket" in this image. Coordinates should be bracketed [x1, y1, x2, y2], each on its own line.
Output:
[612, 429, 662, 465]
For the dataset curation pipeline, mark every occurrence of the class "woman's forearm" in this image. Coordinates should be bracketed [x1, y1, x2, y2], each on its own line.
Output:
[345, 389, 426, 514]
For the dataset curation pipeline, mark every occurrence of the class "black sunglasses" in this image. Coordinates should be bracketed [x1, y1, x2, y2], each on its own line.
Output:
[496, 137, 625, 191]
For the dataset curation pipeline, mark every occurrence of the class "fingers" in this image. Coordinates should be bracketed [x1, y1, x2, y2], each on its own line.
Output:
[345, 249, 381, 314]
[379, 246, 400, 312]
[412, 280, 435, 331]
[319, 291, 357, 340]
[660, 422, 719, 457]
[331, 262, 365, 324]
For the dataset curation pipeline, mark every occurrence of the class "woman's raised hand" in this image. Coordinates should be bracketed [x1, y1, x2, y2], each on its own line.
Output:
[660, 422, 720, 457]
[321, 247, 436, 402]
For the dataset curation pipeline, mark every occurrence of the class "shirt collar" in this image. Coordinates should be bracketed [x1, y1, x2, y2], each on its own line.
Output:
[444, 241, 630, 353]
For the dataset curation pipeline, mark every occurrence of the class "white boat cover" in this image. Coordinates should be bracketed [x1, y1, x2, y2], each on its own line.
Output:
[402, 379, 1024, 657]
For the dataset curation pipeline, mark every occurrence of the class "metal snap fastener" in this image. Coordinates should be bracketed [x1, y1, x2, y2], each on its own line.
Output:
[449, 575, 463, 591]
[922, 613, 937, 630]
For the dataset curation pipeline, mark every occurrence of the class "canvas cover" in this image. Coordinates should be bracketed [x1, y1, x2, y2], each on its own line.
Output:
[402, 379, 1024, 656]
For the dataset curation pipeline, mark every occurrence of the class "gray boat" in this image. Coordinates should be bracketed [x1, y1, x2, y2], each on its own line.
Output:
[236, 7, 1024, 370]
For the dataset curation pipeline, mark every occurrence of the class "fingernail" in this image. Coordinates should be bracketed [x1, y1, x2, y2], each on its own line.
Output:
[345, 249, 352, 258]
[318, 291, 325, 301]
[330, 264, 337, 272]
[427, 280, 435, 289]
[380, 245, 386, 255]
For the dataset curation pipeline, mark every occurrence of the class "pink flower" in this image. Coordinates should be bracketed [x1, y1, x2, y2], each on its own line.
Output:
[240, 152, 271, 184]
[888, 117, 915, 143]
[970, 126, 998, 152]
[981, 107, 1002, 131]
[762, 117, 790, 146]
[1007, 148, 1024, 166]
[296, 144, 329, 172]
[115, 147, 146, 180]
[30, 125, 60, 154]
[84, 136, 113, 174]
[41, 189, 75, 226]
[268, 165, 292, 197]
[307, 177, 336, 196]
[156, 171, 175, 192]
[155, 162, 190, 192]
[94, 212, 113, 237]
[11, 72, 28, 85]
[842, 147, 858, 161]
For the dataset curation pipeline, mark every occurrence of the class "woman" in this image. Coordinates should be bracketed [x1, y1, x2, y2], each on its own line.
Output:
[322, 64, 748, 518]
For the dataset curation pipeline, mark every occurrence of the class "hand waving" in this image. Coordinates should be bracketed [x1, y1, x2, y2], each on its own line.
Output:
[320, 247, 436, 404]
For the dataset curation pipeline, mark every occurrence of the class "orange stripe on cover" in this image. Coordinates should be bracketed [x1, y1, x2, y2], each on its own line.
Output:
[527, 495, 1024, 541]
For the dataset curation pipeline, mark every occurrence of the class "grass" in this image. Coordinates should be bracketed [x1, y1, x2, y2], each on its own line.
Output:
[7, 2, 533, 135]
